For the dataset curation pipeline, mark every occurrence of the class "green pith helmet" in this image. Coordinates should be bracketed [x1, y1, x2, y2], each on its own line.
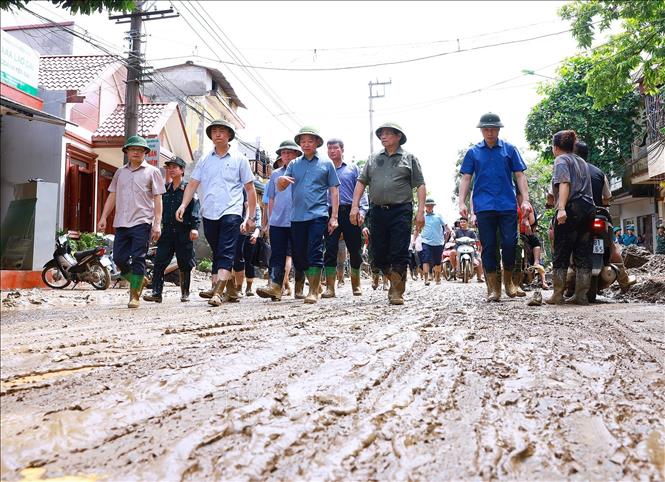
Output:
[425, 197, 436, 205]
[122, 135, 150, 153]
[476, 112, 504, 128]
[273, 155, 282, 169]
[294, 126, 324, 148]
[375, 122, 407, 145]
[206, 119, 236, 141]
[165, 156, 186, 170]
[275, 139, 303, 157]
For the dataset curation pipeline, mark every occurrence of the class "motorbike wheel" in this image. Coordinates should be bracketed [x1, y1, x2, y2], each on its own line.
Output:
[442, 261, 452, 281]
[89, 262, 111, 290]
[41, 261, 71, 289]
[587, 275, 599, 303]
[461, 260, 471, 284]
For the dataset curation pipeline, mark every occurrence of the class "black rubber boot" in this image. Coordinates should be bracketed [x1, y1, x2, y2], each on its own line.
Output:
[143, 269, 163, 303]
[180, 270, 191, 302]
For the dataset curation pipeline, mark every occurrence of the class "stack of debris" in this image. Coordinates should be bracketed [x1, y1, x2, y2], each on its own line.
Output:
[610, 245, 665, 303]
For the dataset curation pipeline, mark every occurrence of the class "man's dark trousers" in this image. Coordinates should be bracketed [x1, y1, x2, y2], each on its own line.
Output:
[324, 205, 362, 272]
[151, 225, 195, 295]
[113, 223, 151, 276]
[369, 203, 412, 274]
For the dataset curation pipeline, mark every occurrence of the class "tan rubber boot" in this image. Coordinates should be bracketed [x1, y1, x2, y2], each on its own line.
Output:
[351, 270, 362, 296]
[208, 279, 227, 307]
[614, 262, 637, 292]
[294, 271, 306, 299]
[256, 282, 283, 301]
[565, 268, 591, 305]
[128, 274, 145, 308]
[503, 269, 519, 298]
[546, 269, 567, 305]
[128, 287, 141, 308]
[434, 266, 442, 285]
[389, 270, 406, 305]
[564, 268, 576, 298]
[485, 272, 501, 302]
[245, 279, 254, 296]
[199, 282, 215, 299]
[224, 280, 240, 303]
[512, 271, 526, 297]
[304, 271, 321, 304]
[371, 273, 380, 290]
[322, 272, 336, 298]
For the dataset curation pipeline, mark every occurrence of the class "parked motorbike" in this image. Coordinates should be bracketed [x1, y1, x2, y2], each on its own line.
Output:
[455, 236, 477, 284]
[41, 234, 111, 290]
[441, 241, 456, 281]
[144, 245, 180, 289]
[101, 234, 123, 287]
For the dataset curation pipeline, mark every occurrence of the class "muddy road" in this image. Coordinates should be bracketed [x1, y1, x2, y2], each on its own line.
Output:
[1, 279, 664, 481]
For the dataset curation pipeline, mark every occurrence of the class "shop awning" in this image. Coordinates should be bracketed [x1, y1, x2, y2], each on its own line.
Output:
[0, 96, 75, 126]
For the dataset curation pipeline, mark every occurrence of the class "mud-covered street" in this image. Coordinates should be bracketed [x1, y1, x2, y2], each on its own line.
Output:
[1, 278, 664, 481]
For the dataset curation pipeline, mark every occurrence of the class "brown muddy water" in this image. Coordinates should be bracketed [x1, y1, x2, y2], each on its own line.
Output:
[1, 278, 664, 481]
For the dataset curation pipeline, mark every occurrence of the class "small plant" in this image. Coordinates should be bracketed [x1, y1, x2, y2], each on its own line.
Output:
[197, 258, 212, 273]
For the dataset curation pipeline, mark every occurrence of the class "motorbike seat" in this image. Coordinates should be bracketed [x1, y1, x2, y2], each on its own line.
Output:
[74, 248, 98, 260]
[595, 206, 611, 218]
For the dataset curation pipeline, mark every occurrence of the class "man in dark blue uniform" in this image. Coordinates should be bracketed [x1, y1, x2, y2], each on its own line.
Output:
[144, 156, 200, 302]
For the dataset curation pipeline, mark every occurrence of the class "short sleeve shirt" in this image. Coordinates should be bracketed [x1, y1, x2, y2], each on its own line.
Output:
[358, 147, 425, 205]
[266, 166, 292, 227]
[108, 161, 165, 228]
[284, 152, 340, 222]
[421, 212, 446, 246]
[551, 153, 594, 208]
[587, 162, 611, 207]
[460, 139, 526, 213]
[191, 148, 254, 220]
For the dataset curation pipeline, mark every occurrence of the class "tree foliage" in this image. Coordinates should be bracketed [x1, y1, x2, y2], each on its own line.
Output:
[559, 0, 665, 107]
[525, 56, 640, 178]
[0, 0, 135, 14]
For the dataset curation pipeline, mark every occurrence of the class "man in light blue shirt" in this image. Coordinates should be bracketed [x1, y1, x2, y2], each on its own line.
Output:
[277, 126, 340, 304]
[177, 119, 256, 307]
[419, 198, 449, 285]
[257, 140, 303, 301]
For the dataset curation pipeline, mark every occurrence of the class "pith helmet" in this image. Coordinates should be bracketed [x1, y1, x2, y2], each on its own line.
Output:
[165, 156, 186, 169]
[476, 112, 504, 128]
[122, 135, 150, 153]
[425, 197, 436, 205]
[275, 139, 303, 157]
[206, 119, 236, 141]
[375, 122, 407, 145]
[272, 155, 282, 169]
[294, 126, 324, 148]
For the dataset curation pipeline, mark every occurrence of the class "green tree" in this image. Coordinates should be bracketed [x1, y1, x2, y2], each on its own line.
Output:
[525, 56, 640, 178]
[559, 0, 665, 107]
[0, 0, 135, 14]
[451, 146, 472, 206]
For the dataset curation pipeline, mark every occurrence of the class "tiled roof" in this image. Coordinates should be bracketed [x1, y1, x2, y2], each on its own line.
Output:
[39, 55, 120, 90]
[93, 103, 171, 138]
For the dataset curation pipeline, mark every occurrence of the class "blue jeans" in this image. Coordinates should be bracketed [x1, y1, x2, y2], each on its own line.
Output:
[476, 210, 517, 273]
[203, 215, 242, 272]
[113, 223, 151, 276]
[269, 225, 291, 283]
[290, 217, 328, 272]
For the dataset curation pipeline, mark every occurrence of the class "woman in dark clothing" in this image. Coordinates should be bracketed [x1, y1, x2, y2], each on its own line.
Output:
[546, 130, 596, 305]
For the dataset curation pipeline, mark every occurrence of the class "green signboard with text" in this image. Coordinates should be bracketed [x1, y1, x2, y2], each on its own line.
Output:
[1, 30, 39, 97]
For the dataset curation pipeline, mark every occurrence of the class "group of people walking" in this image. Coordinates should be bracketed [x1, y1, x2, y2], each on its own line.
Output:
[99, 111, 636, 309]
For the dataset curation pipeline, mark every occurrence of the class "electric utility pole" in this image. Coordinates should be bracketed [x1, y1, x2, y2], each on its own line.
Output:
[368, 79, 391, 155]
[109, 2, 178, 160]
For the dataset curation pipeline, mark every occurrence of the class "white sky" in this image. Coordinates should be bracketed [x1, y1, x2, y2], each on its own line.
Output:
[2, 1, 604, 221]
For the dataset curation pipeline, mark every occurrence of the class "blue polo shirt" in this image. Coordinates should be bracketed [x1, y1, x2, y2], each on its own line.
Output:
[284, 152, 340, 222]
[266, 166, 292, 228]
[460, 139, 526, 213]
[421, 212, 446, 246]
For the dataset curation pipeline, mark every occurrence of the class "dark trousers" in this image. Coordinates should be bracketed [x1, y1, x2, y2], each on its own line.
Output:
[113, 223, 151, 276]
[269, 225, 291, 284]
[324, 206, 363, 270]
[151, 227, 195, 295]
[369, 203, 412, 273]
[233, 234, 258, 278]
[203, 215, 242, 272]
[476, 210, 517, 273]
[291, 217, 328, 272]
[553, 199, 595, 270]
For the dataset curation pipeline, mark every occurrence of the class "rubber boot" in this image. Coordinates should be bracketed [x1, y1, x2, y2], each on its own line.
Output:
[208, 279, 227, 307]
[614, 262, 637, 293]
[485, 272, 501, 302]
[337, 272, 345, 287]
[424, 270, 430, 286]
[199, 282, 215, 299]
[434, 266, 442, 285]
[389, 270, 406, 305]
[224, 280, 240, 303]
[143, 269, 163, 303]
[351, 269, 362, 296]
[245, 279, 254, 296]
[283, 279, 292, 297]
[180, 271, 190, 302]
[294, 271, 306, 299]
[564, 268, 576, 298]
[322, 268, 336, 298]
[503, 269, 519, 298]
[512, 271, 526, 297]
[128, 274, 145, 309]
[304, 269, 321, 304]
[257, 281, 283, 301]
[371, 272, 380, 290]
[546, 268, 567, 305]
[566, 268, 591, 305]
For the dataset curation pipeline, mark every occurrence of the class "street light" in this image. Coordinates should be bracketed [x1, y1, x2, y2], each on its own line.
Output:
[522, 69, 556, 80]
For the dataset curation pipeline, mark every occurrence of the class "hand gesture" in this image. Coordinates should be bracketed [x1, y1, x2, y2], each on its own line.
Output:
[277, 176, 295, 191]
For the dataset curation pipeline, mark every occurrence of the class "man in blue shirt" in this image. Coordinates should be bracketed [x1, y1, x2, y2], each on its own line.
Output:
[459, 112, 532, 302]
[257, 140, 303, 301]
[277, 126, 340, 304]
[177, 119, 256, 307]
[419, 198, 448, 285]
[322, 138, 369, 298]
[622, 226, 638, 246]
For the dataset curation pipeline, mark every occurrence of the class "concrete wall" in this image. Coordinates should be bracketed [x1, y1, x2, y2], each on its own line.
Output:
[617, 196, 658, 250]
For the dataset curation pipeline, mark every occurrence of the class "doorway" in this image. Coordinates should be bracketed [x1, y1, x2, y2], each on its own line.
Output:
[64, 144, 97, 233]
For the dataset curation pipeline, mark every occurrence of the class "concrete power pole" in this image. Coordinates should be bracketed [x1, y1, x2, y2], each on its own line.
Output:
[109, 2, 178, 161]
[368, 79, 391, 155]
